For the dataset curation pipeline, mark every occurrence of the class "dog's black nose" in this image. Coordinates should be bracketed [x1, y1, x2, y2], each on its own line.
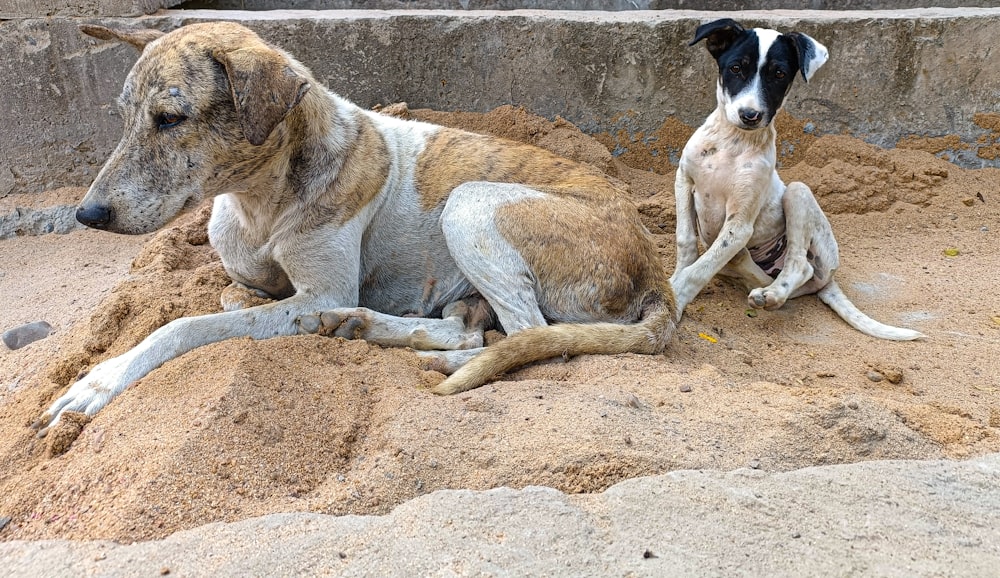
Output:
[739, 108, 763, 126]
[76, 205, 113, 229]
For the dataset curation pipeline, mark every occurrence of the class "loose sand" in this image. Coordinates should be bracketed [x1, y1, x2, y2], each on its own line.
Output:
[0, 105, 998, 542]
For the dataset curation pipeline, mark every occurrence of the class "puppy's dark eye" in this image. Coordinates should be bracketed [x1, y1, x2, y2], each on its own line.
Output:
[157, 112, 187, 130]
[775, 69, 786, 79]
[729, 64, 742, 74]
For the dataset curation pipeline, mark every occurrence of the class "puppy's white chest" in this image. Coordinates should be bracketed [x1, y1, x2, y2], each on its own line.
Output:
[682, 136, 777, 244]
[686, 147, 740, 220]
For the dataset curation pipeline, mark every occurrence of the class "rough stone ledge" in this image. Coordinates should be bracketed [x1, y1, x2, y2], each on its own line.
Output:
[4, 8, 1000, 196]
[2, 453, 998, 577]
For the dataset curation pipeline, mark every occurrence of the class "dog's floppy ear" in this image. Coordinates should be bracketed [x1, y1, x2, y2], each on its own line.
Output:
[690, 18, 746, 60]
[786, 32, 829, 82]
[213, 46, 312, 146]
[80, 25, 164, 51]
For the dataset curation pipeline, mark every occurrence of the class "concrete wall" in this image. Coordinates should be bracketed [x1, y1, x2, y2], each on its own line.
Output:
[0, 0, 184, 18]
[177, 1, 999, 9]
[2, 8, 1000, 199]
[178, 1, 664, 9]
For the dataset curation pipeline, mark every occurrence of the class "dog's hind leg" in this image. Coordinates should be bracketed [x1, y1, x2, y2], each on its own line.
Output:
[416, 347, 486, 375]
[440, 182, 551, 335]
[298, 304, 485, 351]
[748, 182, 835, 309]
[721, 248, 776, 292]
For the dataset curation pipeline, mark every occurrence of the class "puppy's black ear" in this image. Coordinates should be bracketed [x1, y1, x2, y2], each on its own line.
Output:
[690, 18, 745, 60]
[80, 25, 164, 51]
[785, 32, 829, 82]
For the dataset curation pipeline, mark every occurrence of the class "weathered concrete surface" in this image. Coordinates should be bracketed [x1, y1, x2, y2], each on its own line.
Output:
[0, 0, 184, 19]
[3, 9, 1000, 196]
[3, 454, 999, 577]
[180, 1, 1000, 10]
[180, 0, 665, 9]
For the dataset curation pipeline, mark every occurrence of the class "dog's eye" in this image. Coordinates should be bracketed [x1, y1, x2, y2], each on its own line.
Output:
[774, 69, 786, 79]
[729, 64, 742, 75]
[157, 112, 187, 130]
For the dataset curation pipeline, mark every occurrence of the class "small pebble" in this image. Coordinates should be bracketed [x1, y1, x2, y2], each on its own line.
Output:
[803, 122, 815, 134]
[748, 459, 761, 469]
[679, 384, 693, 393]
[880, 368, 904, 384]
[866, 371, 884, 383]
[0, 516, 11, 532]
[2, 320, 53, 350]
[792, 531, 802, 539]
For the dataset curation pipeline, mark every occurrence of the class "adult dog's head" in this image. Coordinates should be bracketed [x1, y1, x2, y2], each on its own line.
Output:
[690, 18, 828, 131]
[75, 22, 312, 234]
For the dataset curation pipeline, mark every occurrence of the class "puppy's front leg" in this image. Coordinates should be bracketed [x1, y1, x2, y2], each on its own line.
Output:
[672, 165, 701, 274]
[670, 215, 757, 317]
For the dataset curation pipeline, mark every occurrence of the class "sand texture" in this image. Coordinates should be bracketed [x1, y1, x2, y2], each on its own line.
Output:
[0, 105, 998, 544]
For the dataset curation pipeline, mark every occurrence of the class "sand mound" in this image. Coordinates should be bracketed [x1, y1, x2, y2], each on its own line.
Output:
[0, 106, 998, 542]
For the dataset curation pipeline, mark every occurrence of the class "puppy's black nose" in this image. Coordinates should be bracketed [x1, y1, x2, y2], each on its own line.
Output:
[76, 205, 113, 229]
[739, 108, 763, 126]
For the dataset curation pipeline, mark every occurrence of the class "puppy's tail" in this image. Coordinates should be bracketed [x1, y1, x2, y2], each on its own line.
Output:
[818, 280, 925, 341]
[431, 291, 677, 395]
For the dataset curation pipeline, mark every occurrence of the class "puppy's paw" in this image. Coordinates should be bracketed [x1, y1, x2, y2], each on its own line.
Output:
[748, 287, 787, 311]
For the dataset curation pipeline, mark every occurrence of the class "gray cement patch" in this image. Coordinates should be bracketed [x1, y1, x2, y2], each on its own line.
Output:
[4, 8, 1000, 201]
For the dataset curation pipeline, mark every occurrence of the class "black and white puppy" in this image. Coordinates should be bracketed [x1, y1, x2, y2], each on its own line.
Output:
[670, 18, 923, 340]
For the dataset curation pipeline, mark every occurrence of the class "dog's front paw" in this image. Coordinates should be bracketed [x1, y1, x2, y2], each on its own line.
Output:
[748, 287, 787, 310]
[32, 356, 130, 439]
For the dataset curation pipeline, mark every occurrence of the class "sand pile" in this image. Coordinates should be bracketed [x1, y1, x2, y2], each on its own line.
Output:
[0, 105, 997, 542]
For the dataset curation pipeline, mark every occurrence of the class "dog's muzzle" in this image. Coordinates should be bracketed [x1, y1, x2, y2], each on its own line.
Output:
[738, 108, 764, 128]
[76, 204, 113, 230]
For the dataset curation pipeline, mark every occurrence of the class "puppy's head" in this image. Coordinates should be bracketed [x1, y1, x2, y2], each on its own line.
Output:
[690, 18, 828, 131]
[76, 22, 311, 234]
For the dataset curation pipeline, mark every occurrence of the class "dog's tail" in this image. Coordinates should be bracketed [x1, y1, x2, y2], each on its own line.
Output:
[817, 280, 924, 341]
[431, 291, 676, 395]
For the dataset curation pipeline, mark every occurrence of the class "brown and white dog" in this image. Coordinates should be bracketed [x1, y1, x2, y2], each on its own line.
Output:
[670, 18, 923, 341]
[34, 22, 676, 435]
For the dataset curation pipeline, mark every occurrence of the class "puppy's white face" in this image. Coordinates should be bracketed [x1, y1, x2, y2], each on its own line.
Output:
[694, 20, 828, 130]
